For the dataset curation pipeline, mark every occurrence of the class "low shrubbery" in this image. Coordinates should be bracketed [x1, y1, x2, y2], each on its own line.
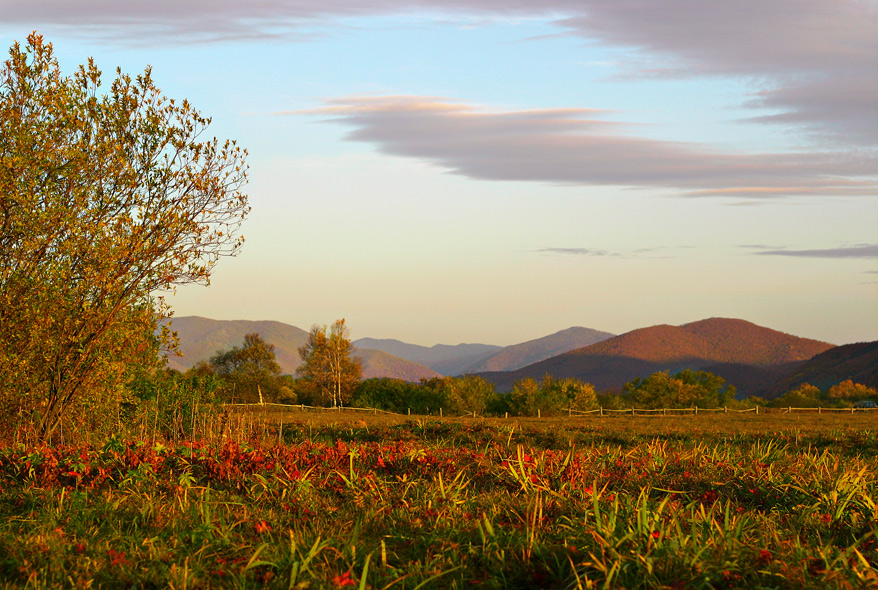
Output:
[0, 420, 875, 588]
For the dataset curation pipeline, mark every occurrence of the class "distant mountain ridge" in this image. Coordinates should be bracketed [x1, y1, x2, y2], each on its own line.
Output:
[464, 327, 615, 373]
[161, 316, 438, 382]
[161, 316, 309, 374]
[352, 338, 503, 376]
[357, 349, 442, 381]
[163, 316, 847, 395]
[477, 318, 835, 396]
[763, 340, 878, 397]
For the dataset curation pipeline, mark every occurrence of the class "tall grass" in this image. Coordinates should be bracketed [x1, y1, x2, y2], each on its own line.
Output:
[0, 416, 874, 588]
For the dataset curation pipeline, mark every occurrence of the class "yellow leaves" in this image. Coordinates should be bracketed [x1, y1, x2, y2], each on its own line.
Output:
[0, 34, 249, 438]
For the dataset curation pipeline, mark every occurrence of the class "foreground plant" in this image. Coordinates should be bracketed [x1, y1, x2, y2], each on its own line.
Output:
[0, 421, 875, 588]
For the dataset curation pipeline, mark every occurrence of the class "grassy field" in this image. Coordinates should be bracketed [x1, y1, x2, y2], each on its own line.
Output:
[0, 412, 875, 589]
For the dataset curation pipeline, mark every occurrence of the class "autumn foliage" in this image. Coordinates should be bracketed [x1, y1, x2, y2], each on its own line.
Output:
[0, 34, 249, 438]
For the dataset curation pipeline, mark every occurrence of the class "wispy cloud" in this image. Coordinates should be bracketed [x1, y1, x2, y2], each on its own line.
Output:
[752, 244, 878, 259]
[302, 95, 877, 197]
[537, 247, 672, 259]
[538, 247, 618, 257]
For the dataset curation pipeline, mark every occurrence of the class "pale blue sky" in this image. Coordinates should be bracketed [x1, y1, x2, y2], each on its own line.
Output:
[2, 1, 876, 346]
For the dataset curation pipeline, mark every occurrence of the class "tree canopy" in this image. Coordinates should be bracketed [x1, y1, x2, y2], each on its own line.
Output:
[297, 319, 362, 407]
[207, 333, 283, 404]
[0, 34, 249, 437]
[623, 370, 736, 409]
[505, 375, 597, 416]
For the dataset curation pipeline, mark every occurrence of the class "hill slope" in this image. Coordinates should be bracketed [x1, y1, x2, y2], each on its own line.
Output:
[464, 327, 615, 373]
[162, 316, 309, 374]
[356, 349, 442, 382]
[478, 318, 834, 395]
[353, 338, 502, 375]
[163, 316, 440, 381]
[764, 340, 878, 397]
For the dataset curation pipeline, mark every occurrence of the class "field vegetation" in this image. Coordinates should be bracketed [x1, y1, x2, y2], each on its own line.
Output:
[1, 412, 876, 589]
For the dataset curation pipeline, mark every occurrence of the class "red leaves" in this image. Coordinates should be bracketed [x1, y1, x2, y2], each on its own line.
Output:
[107, 549, 130, 567]
[332, 571, 357, 587]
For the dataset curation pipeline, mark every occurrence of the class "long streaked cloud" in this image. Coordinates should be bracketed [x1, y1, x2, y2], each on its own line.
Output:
[537, 247, 672, 259]
[752, 244, 878, 259]
[538, 248, 619, 258]
[299, 95, 876, 197]
[3, 0, 876, 147]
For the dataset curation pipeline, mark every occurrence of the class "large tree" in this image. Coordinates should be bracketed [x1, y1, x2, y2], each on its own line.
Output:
[0, 34, 249, 438]
[297, 319, 362, 407]
[623, 369, 736, 409]
[209, 333, 283, 404]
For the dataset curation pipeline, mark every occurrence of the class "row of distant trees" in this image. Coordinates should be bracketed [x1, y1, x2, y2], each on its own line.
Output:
[180, 328, 878, 416]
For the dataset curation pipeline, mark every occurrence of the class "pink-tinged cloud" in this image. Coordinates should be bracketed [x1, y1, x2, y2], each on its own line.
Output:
[2, 0, 875, 145]
[302, 95, 877, 197]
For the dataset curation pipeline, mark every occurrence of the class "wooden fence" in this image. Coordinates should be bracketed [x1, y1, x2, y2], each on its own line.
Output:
[225, 402, 877, 419]
[224, 402, 401, 415]
[568, 406, 877, 417]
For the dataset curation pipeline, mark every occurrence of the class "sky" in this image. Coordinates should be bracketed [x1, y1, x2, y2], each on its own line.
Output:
[2, 1, 876, 346]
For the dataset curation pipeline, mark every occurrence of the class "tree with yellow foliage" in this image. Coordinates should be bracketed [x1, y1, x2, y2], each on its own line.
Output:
[0, 34, 249, 438]
[297, 319, 362, 407]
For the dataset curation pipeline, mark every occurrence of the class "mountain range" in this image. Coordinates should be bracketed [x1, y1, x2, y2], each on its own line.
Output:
[351, 338, 502, 376]
[162, 317, 616, 381]
[474, 318, 835, 396]
[354, 326, 614, 375]
[161, 316, 872, 397]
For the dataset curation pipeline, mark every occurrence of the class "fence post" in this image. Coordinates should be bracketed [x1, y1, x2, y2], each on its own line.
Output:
[440, 407, 443, 417]
[663, 408, 666, 416]
[756, 405, 759, 415]
[789, 406, 792, 414]
[695, 406, 698, 415]
[724, 406, 727, 414]
[505, 412, 508, 419]
[538, 409, 541, 418]
[631, 407, 635, 416]
[408, 408, 411, 416]
[600, 407, 604, 417]
[818, 406, 821, 414]
[569, 408, 571, 417]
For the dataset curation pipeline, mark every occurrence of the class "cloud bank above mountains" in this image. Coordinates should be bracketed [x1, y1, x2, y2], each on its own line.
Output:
[4, 0, 876, 150]
[300, 95, 875, 197]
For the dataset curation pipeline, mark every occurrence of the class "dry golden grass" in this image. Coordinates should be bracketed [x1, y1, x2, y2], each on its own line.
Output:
[228, 405, 877, 437]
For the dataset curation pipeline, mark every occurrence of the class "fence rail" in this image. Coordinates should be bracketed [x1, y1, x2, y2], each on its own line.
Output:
[224, 402, 402, 416]
[224, 402, 877, 418]
[568, 406, 877, 417]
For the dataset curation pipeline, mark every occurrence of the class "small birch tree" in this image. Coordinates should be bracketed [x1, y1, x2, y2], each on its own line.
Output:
[296, 319, 362, 407]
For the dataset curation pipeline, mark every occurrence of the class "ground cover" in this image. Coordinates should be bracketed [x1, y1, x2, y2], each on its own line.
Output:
[0, 415, 875, 589]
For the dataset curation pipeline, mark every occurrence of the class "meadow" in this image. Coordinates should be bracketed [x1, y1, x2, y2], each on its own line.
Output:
[0, 412, 876, 589]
